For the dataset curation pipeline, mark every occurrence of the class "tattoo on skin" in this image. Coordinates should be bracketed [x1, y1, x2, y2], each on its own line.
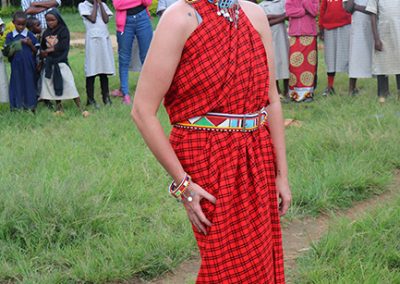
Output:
[188, 12, 192, 17]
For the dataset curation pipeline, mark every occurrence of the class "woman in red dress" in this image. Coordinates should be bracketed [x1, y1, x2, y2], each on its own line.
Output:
[131, 0, 291, 282]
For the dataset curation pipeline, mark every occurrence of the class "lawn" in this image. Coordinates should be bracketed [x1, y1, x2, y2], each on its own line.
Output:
[296, 193, 400, 283]
[0, 12, 400, 283]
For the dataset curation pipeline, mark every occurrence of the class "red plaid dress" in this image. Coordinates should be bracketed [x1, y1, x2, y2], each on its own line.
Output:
[164, 1, 285, 282]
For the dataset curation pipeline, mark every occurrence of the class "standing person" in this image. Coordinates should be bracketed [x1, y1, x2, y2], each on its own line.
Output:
[21, 0, 61, 29]
[39, 9, 89, 117]
[4, 11, 39, 112]
[79, 0, 114, 107]
[156, 0, 178, 17]
[319, 0, 352, 96]
[0, 18, 9, 104]
[131, 0, 291, 282]
[344, 0, 373, 96]
[366, 0, 400, 103]
[285, 0, 319, 102]
[112, 0, 153, 105]
[259, 0, 290, 100]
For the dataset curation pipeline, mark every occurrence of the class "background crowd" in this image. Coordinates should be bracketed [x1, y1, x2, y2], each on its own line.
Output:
[0, 0, 399, 113]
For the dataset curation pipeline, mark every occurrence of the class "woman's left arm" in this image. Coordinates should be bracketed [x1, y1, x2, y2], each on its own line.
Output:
[241, 1, 291, 216]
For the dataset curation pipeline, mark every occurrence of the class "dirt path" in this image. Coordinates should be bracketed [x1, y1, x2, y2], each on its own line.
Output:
[70, 33, 118, 49]
[137, 171, 400, 284]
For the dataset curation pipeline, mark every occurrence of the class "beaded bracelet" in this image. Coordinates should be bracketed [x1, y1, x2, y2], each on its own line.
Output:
[168, 173, 193, 202]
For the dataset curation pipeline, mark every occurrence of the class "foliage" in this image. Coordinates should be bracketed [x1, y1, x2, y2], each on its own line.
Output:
[0, 6, 20, 18]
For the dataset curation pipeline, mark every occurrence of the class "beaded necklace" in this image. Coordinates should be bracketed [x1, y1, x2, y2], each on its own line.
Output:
[211, 0, 240, 28]
[186, 0, 240, 28]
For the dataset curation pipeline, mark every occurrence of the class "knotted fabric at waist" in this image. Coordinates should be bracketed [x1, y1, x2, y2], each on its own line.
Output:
[174, 107, 268, 132]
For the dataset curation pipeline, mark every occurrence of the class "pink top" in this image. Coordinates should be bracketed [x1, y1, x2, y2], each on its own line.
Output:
[113, 0, 152, 33]
[285, 0, 319, 37]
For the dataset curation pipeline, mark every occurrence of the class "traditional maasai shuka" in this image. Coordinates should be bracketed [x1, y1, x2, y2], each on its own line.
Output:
[163, 0, 285, 283]
[288, 36, 317, 102]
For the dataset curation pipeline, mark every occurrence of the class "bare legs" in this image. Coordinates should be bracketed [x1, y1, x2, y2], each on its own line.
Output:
[54, 98, 89, 117]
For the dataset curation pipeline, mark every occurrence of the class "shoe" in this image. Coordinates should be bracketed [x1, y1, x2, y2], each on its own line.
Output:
[102, 95, 112, 105]
[122, 95, 131, 105]
[350, 88, 360, 96]
[303, 97, 314, 103]
[87, 99, 100, 109]
[43, 100, 54, 110]
[279, 94, 291, 104]
[111, 89, 123, 97]
[378, 97, 385, 104]
[321, 87, 335, 96]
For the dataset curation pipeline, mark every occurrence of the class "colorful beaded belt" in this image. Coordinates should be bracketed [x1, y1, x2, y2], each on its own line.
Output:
[175, 107, 268, 132]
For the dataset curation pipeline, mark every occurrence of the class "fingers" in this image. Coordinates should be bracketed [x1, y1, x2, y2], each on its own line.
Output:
[185, 205, 208, 235]
[279, 194, 291, 216]
[201, 190, 217, 205]
[193, 203, 212, 227]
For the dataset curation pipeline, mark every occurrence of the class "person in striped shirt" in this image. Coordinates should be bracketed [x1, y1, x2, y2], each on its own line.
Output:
[21, 0, 61, 29]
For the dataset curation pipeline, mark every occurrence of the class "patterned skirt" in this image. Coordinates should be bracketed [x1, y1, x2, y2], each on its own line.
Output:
[288, 36, 317, 102]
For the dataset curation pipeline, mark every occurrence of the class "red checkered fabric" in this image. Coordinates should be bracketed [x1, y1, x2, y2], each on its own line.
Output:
[164, 1, 285, 283]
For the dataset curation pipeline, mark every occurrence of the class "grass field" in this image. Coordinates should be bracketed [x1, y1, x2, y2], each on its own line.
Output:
[0, 12, 400, 283]
[296, 194, 400, 283]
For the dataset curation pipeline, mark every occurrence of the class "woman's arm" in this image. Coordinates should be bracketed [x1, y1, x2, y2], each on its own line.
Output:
[353, 4, 371, 15]
[131, 1, 216, 234]
[370, 14, 382, 51]
[267, 13, 287, 26]
[98, 0, 110, 24]
[241, 1, 291, 216]
[285, 0, 306, 18]
[302, 0, 318, 17]
[30, 0, 60, 8]
[344, 0, 355, 13]
[85, 1, 98, 23]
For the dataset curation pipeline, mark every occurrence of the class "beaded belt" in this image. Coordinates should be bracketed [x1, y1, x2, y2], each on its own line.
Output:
[175, 107, 268, 132]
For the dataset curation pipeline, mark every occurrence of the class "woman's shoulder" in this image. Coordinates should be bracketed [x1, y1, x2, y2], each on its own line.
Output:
[240, 0, 269, 33]
[156, 0, 199, 40]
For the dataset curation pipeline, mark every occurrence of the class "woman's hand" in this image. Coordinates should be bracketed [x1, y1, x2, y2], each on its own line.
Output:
[182, 182, 216, 235]
[40, 50, 48, 58]
[276, 175, 291, 216]
[21, 37, 32, 47]
[319, 29, 325, 41]
[375, 38, 383, 51]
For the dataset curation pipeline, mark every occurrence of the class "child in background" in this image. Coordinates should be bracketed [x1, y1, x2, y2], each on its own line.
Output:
[39, 9, 89, 116]
[366, 0, 400, 103]
[27, 17, 55, 110]
[259, 0, 290, 101]
[26, 17, 42, 74]
[27, 17, 42, 44]
[319, 0, 352, 96]
[78, 0, 114, 107]
[4, 11, 39, 111]
[344, 0, 373, 96]
[285, 0, 319, 102]
[0, 18, 9, 104]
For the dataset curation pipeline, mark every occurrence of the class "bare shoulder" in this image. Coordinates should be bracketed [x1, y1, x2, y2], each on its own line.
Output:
[239, 0, 269, 34]
[155, 0, 199, 40]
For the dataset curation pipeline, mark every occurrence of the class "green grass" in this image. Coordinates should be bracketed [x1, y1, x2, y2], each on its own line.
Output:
[0, 30, 400, 282]
[296, 194, 400, 283]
